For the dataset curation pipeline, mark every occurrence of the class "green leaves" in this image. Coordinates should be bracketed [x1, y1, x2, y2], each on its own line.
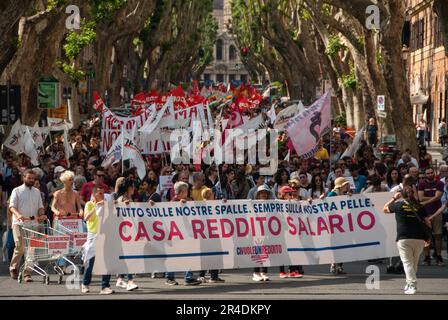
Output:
[46, 0, 67, 11]
[56, 60, 86, 81]
[63, 21, 96, 61]
[91, 0, 128, 22]
[325, 34, 347, 57]
[341, 62, 357, 90]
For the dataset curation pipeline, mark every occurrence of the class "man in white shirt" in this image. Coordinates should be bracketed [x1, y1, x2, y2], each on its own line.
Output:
[9, 170, 45, 282]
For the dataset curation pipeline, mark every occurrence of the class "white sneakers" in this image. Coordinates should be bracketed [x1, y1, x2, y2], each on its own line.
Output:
[116, 278, 139, 291]
[100, 287, 114, 295]
[126, 281, 139, 291]
[116, 279, 127, 289]
[404, 283, 417, 295]
[82, 285, 115, 295]
[252, 273, 270, 281]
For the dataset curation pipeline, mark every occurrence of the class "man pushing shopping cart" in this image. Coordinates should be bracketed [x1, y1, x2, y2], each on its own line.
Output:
[8, 169, 47, 282]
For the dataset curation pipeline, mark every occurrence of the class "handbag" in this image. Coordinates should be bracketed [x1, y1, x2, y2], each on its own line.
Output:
[404, 200, 432, 241]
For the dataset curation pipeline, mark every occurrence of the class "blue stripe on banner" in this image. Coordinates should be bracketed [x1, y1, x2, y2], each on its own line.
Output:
[287, 241, 380, 252]
[119, 251, 229, 260]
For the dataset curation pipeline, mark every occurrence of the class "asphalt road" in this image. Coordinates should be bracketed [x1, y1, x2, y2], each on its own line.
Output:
[1, 257, 447, 300]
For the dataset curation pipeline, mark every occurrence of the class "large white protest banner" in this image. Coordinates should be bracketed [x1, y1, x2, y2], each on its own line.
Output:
[101, 106, 152, 154]
[93, 192, 398, 274]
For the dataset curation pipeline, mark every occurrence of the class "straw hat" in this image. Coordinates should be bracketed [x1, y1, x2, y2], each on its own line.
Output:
[334, 177, 350, 189]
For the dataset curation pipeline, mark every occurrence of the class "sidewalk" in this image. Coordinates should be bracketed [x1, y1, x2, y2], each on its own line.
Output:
[428, 143, 444, 168]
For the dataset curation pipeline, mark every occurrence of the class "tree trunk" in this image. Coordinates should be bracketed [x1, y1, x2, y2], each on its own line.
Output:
[380, 0, 417, 155]
[0, 5, 79, 125]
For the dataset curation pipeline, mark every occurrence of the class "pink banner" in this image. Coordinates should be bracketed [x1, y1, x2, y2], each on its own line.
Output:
[285, 92, 331, 159]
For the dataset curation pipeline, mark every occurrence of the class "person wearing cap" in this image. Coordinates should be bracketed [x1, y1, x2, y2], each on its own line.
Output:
[252, 184, 273, 282]
[47, 166, 65, 199]
[278, 185, 304, 279]
[327, 177, 352, 275]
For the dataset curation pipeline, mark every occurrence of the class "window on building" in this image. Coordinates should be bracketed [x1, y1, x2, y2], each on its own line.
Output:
[240, 74, 248, 84]
[419, 19, 425, 49]
[402, 21, 410, 47]
[229, 45, 237, 60]
[216, 39, 223, 61]
[435, 16, 444, 47]
[216, 74, 224, 83]
[229, 74, 236, 82]
[204, 74, 210, 81]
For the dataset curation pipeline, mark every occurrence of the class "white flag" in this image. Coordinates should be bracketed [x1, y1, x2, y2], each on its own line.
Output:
[103, 129, 146, 180]
[139, 98, 171, 135]
[262, 86, 271, 99]
[241, 114, 264, 132]
[284, 150, 290, 161]
[102, 135, 122, 168]
[23, 126, 39, 166]
[3, 120, 24, 154]
[29, 122, 50, 150]
[266, 104, 277, 124]
[274, 104, 301, 131]
[123, 137, 146, 180]
[297, 101, 306, 114]
[63, 130, 73, 166]
[341, 127, 365, 158]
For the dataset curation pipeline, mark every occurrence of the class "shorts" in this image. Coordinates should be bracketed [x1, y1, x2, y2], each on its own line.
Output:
[431, 214, 443, 235]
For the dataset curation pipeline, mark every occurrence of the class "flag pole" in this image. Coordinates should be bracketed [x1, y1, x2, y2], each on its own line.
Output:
[121, 125, 125, 176]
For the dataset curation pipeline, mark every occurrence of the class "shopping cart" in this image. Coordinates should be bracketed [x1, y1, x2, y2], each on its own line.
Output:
[53, 217, 87, 268]
[19, 219, 78, 285]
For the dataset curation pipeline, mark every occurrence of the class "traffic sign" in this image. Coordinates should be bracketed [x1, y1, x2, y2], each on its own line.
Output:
[377, 95, 385, 111]
[38, 77, 59, 109]
[378, 111, 387, 118]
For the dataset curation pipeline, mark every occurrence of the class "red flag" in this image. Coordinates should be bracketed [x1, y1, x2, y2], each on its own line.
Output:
[93, 91, 104, 112]
[247, 85, 263, 109]
[169, 85, 188, 110]
[221, 107, 244, 145]
[131, 92, 146, 108]
[234, 96, 251, 113]
[146, 90, 159, 105]
[192, 80, 199, 96]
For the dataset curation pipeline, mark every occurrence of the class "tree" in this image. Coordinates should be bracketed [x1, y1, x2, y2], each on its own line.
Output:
[230, 0, 417, 154]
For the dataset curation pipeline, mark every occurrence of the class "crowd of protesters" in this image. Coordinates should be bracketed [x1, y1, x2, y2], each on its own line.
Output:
[1, 100, 447, 295]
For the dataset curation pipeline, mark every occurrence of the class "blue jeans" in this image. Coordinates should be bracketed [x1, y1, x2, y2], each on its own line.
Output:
[6, 229, 15, 262]
[166, 271, 193, 281]
[83, 257, 111, 289]
[118, 274, 133, 281]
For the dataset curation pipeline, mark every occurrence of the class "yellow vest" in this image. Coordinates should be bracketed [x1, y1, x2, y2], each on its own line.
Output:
[84, 201, 99, 234]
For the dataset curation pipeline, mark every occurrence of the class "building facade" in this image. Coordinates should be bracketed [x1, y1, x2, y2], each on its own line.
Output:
[406, 0, 448, 142]
[201, 0, 250, 85]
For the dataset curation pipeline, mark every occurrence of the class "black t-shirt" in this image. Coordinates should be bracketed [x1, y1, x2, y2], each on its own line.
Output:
[367, 124, 378, 137]
[388, 199, 428, 241]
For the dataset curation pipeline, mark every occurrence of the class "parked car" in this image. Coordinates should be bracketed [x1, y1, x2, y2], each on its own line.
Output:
[376, 135, 399, 158]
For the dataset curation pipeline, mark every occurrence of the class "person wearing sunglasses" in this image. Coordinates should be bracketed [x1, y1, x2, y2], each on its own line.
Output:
[79, 167, 110, 204]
